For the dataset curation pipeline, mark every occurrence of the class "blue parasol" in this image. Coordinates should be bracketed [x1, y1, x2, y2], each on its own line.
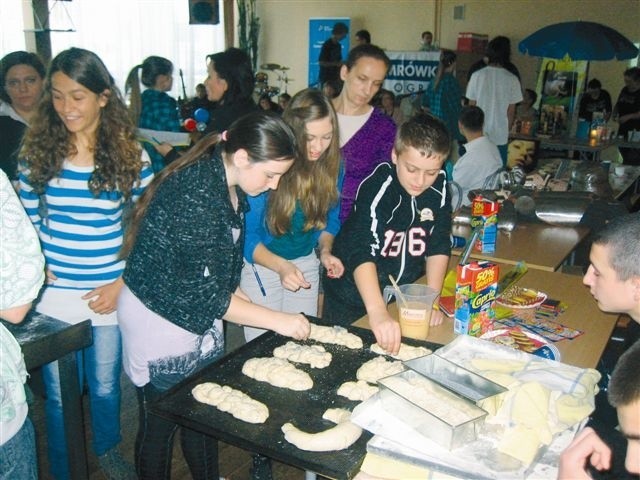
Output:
[518, 21, 638, 61]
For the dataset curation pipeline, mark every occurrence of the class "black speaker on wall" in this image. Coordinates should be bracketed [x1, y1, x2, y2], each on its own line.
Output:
[189, 0, 219, 25]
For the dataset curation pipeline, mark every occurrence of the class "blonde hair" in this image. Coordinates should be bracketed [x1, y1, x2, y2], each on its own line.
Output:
[267, 89, 341, 235]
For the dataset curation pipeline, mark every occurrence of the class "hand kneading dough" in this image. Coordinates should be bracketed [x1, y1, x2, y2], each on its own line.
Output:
[273, 341, 332, 368]
[370, 343, 432, 361]
[281, 408, 362, 451]
[308, 324, 363, 349]
[242, 357, 313, 390]
[356, 357, 404, 384]
[337, 380, 379, 401]
[192, 382, 268, 423]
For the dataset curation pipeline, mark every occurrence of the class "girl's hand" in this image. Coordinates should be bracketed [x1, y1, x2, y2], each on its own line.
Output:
[320, 252, 345, 279]
[154, 142, 174, 157]
[278, 261, 311, 291]
[273, 313, 310, 340]
[82, 277, 124, 315]
[45, 268, 58, 285]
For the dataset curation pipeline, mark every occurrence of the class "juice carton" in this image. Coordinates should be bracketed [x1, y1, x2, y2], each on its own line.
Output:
[454, 261, 499, 337]
[471, 197, 499, 253]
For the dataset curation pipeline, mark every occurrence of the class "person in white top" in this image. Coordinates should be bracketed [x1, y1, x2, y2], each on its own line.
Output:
[451, 106, 503, 210]
[466, 37, 522, 165]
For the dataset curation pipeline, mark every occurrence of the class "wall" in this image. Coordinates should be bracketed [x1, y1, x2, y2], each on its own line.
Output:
[255, 0, 436, 94]
[256, 0, 639, 97]
[438, 0, 639, 96]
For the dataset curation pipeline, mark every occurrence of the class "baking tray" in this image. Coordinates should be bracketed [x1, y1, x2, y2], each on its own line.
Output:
[404, 354, 507, 403]
[151, 317, 441, 479]
[378, 369, 488, 451]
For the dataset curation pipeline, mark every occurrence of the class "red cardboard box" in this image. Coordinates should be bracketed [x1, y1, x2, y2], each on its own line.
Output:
[457, 32, 488, 53]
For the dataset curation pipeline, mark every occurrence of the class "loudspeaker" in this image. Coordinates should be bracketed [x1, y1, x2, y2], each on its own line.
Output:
[189, 0, 219, 25]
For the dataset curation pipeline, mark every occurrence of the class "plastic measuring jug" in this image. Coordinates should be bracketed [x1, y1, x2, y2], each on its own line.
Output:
[383, 283, 439, 340]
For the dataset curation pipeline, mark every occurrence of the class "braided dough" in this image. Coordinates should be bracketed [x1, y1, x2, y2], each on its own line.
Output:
[337, 380, 379, 401]
[242, 357, 313, 391]
[281, 408, 362, 451]
[370, 343, 432, 361]
[356, 356, 404, 384]
[308, 324, 363, 349]
[192, 382, 268, 424]
[273, 341, 332, 368]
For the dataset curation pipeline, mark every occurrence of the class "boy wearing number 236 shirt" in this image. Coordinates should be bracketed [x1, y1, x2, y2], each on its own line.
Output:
[323, 114, 452, 355]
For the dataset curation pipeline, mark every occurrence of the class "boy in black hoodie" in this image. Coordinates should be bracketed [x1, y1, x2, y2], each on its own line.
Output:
[323, 114, 452, 355]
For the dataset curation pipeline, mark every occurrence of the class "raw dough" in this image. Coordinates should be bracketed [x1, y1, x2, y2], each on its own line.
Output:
[281, 408, 362, 451]
[370, 343, 432, 361]
[308, 324, 363, 349]
[273, 341, 332, 368]
[356, 357, 404, 384]
[337, 380, 379, 401]
[242, 357, 313, 391]
[382, 374, 483, 425]
[192, 382, 269, 424]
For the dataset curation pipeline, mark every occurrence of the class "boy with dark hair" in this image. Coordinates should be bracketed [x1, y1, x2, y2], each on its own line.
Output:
[452, 105, 502, 208]
[559, 213, 640, 479]
[323, 114, 452, 355]
[355, 29, 371, 46]
[318, 22, 349, 85]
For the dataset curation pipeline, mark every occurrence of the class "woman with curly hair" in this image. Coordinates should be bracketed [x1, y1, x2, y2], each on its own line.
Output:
[241, 89, 344, 339]
[19, 47, 153, 480]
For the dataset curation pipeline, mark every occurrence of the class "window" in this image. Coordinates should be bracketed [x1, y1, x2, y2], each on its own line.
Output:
[44, 0, 226, 101]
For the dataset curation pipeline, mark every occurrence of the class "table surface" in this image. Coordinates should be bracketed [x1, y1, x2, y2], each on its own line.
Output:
[451, 222, 589, 272]
[151, 320, 439, 480]
[353, 258, 619, 369]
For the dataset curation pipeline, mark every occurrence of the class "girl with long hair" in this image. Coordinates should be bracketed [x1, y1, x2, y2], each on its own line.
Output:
[241, 89, 344, 342]
[117, 111, 310, 479]
[125, 56, 181, 173]
[19, 47, 153, 480]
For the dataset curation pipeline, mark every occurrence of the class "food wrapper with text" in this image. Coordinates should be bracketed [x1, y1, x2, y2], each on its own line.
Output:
[454, 261, 499, 337]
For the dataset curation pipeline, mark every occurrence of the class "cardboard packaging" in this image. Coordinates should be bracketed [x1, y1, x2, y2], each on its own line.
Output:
[457, 32, 489, 53]
[454, 261, 499, 337]
[471, 197, 499, 253]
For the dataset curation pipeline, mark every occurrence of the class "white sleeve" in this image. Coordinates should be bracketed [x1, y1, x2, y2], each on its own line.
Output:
[0, 170, 45, 310]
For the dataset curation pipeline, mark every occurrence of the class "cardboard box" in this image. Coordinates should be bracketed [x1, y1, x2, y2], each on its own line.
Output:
[471, 197, 499, 253]
[454, 261, 499, 337]
[457, 32, 488, 53]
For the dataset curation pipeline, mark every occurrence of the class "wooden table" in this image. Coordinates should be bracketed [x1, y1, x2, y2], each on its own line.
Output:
[451, 222, 589, 272]
[3, 313, 92, 480]
[511, 134, 617, 161]
[353, 259, 619, 369]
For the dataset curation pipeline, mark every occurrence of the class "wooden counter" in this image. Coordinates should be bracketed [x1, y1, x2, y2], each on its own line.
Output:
[451, 222, 589, 272]
[4, 313, 92, 480]
[353, 260, 618, 369]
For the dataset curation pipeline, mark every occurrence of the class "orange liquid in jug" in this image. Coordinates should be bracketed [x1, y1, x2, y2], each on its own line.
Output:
[398, 302, 431, 340]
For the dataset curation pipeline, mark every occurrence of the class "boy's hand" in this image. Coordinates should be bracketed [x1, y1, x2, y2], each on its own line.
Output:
[369, 309, 401, 355]
[558, 427, 612, 479]
[430, 307, 445, 326]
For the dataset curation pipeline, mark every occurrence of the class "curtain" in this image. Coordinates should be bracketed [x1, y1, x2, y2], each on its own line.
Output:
[46, 0, 226, 101]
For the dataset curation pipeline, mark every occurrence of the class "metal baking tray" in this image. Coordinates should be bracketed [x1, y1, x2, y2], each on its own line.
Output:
[378, 369, 488, 451]
[404, 354, 507, 403]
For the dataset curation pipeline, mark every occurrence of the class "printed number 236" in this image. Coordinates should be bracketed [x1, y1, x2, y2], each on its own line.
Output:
[381, 228, 426, 257]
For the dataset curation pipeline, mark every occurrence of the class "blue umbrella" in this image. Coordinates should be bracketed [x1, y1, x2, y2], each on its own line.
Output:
[518, 21, 638, 61]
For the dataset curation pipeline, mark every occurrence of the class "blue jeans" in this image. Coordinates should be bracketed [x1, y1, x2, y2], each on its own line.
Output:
[0, 416, 38, 480]
[43, 325, 123, 480]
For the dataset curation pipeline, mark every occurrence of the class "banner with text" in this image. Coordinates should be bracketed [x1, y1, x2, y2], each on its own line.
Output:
[383, 51, 440, 95]
[308, 17, 350, 87]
